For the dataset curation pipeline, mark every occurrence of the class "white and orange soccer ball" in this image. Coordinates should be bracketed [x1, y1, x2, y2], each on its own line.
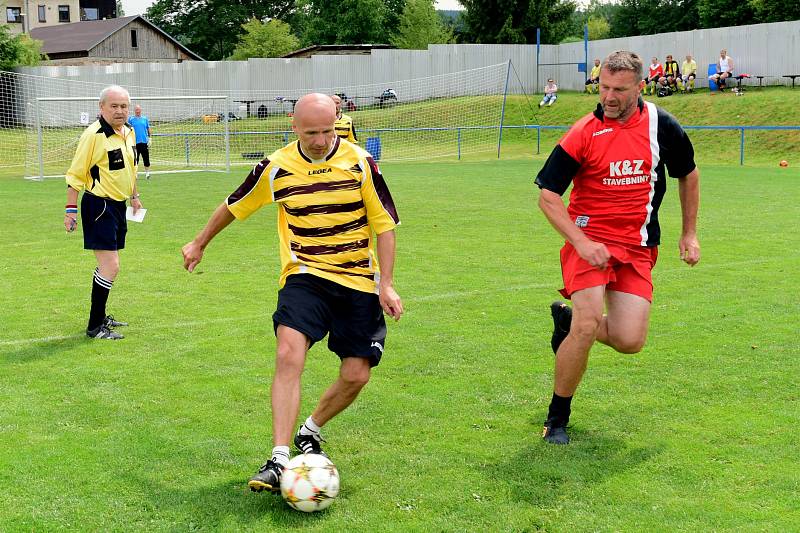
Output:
[280, 454, 340, 512]
[779, 160, 789, 167]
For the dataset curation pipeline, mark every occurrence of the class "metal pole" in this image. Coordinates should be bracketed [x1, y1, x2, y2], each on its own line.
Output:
[536, 126, 541, 155]
[536, 28, 541, 95]
[584, 24, 589, 83]
[497, 60, 512, 159]
[35, 100, 43, 179]
[224, 96, 230, 172]
[185, 134, 190, 166]
[740, 128, 744, 165]
[457, 128, 461, 160]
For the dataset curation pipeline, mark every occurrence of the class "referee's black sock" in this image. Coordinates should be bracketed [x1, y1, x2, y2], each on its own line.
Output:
[546, 392, 573, 428]
[88, 268, 113, 331]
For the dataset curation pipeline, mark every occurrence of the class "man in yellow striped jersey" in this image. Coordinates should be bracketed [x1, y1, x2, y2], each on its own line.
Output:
[64, 85, 143, 340]
[182, 93, 402, 494]
[331, 94, 358, 143]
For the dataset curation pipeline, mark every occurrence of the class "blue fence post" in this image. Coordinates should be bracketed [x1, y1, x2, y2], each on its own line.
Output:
[536, 126, 541, 155]
[457, 128, 462, 160]
[740, 128, 745, 165]
[184, 134, 190, 165]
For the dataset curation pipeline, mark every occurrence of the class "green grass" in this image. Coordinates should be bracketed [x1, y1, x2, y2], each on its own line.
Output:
[1, 161, 799, 531]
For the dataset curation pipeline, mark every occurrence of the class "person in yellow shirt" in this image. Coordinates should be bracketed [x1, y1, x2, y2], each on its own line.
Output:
[331, 94, 358, 143]
[64, 85, 143, 340]
[681, 54, 698, 92]
[182, 93, 402, 495]
[585, 58, 601, 94]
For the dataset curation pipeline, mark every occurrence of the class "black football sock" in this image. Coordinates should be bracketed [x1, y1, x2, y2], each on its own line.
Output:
[546, 392, 573, 427]
[88, 268, 113, 331]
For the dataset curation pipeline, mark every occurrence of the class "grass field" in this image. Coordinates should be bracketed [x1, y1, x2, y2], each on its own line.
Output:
[1, 160, 799, 531]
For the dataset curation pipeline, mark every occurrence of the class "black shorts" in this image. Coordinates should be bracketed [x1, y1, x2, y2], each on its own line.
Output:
[273, 274, 387, 367]
[135, 143, 150, 167]
[81, 192, 127, 250]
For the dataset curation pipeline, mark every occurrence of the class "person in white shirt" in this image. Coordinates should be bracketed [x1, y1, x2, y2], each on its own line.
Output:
[539, 79, 558, 107]
[709, 49, 734, 91]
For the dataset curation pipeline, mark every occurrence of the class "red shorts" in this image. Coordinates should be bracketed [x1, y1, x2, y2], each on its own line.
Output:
[559, 241, 659, 302]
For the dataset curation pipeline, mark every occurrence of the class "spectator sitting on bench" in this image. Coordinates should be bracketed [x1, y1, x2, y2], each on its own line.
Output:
[681, 54, 697, 92]
[645, 57, 663, 95]
[709, 49, 734, 91]
[659, 54, 682, 93]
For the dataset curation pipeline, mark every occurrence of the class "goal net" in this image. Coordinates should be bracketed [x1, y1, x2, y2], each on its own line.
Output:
[1, 62, 528, 178]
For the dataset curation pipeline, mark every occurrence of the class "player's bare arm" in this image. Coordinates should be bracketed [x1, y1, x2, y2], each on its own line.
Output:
[182, 202, 236, 272]
[376, 230, 403, 320]
[677, 167, 701, 266]
[538, 188, 610, 269]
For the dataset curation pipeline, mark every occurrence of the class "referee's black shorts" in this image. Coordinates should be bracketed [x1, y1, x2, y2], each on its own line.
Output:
[273, 274, 387, 367]
[135, 143, 150, 167]
[81, 192, 127, 251]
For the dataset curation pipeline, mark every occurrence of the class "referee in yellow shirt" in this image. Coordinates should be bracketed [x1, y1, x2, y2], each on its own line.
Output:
[64, 85, 143, 340]
[183, 93, 402, 494]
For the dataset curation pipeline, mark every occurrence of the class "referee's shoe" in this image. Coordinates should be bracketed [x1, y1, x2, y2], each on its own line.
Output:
[104, 315, 128, 328]
[86, 324, 124, 340]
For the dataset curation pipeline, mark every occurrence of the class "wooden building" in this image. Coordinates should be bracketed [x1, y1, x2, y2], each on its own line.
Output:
[29, 15, 203, 65]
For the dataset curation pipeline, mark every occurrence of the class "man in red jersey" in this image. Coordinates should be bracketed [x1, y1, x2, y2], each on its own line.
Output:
[534, 50, 700, 444]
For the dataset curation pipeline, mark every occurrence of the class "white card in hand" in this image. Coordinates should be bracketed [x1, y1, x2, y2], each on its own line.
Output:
[126, 207, 147, 222]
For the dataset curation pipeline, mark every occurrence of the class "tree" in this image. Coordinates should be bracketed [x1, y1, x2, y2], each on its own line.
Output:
[146, 0, 295, 60]
[230, 18, 300, 59]
[460, 0, 577, 44]
[697, 0, 753, 28]
[609, 0, 699, 38]
[391, 0, 453, 49]
[751, 0, 800, 23]
[0, 25, 45, 71]
[116, 1, 125, 16]
[294, 0, 390, 46]
[586, 14, 609, 40]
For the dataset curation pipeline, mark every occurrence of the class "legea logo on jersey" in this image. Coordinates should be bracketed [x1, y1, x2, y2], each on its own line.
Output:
[593, 127, 613, 137]
[308, 168, 332, 175]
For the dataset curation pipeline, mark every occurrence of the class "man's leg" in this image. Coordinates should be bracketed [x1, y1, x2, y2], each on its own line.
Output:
[311, 357, 371, 426]
[543, 286, 605, 444]
[271, 325, 310, 447]
[87, 250, 122, 338]
[594, 290, 650, 354]
[249, 325, 309, 493]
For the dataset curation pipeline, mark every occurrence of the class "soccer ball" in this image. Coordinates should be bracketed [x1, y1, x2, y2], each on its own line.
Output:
[779, 160, 789, 167]
[280, 454, 340, 512]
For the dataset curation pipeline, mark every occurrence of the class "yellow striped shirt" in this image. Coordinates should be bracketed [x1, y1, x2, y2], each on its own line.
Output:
[226, 137, 399, 293]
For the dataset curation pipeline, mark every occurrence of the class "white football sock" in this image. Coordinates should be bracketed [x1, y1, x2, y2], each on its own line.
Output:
[298, 416, 321, 436]
[272, 445, 290, 467]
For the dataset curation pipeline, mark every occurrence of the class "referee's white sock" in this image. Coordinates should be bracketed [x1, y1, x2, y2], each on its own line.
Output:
[298, 416, 322, 436]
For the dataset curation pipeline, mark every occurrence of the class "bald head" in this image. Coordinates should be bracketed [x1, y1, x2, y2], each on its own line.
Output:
[292, 93, 337, 160]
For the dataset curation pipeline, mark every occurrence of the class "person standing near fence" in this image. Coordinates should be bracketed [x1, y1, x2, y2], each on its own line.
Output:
[534, 50, 700, 445]
[331, 94, 358, 144]
[129, 104, 152, 179]
[64, 85, 143, 340]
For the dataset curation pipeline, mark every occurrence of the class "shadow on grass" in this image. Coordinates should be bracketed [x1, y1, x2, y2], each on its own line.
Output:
[0, 335, 86, 363]
[125, 474, 344, 528]
[491, 427, 664, 506]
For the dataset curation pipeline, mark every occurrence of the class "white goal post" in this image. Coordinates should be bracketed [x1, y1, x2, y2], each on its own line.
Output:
[28, 95, 230, 180]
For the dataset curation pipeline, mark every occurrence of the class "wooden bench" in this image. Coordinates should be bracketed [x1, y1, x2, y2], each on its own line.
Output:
[783, 75, 799, 88]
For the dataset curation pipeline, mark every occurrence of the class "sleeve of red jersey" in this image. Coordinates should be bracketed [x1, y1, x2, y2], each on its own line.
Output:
[656, 108, 697, 179]
[534, 120, 587, 196]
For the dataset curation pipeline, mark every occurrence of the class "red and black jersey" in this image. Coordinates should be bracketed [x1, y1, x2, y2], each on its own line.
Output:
[535, 99, 695, 247]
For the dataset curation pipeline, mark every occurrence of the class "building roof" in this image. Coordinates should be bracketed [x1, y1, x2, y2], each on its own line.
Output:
[282, 44, 394, 59]
[30, 15, 203, 60]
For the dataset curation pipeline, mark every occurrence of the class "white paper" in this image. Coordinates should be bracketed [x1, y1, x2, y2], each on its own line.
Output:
[126, 207, 147, 223]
